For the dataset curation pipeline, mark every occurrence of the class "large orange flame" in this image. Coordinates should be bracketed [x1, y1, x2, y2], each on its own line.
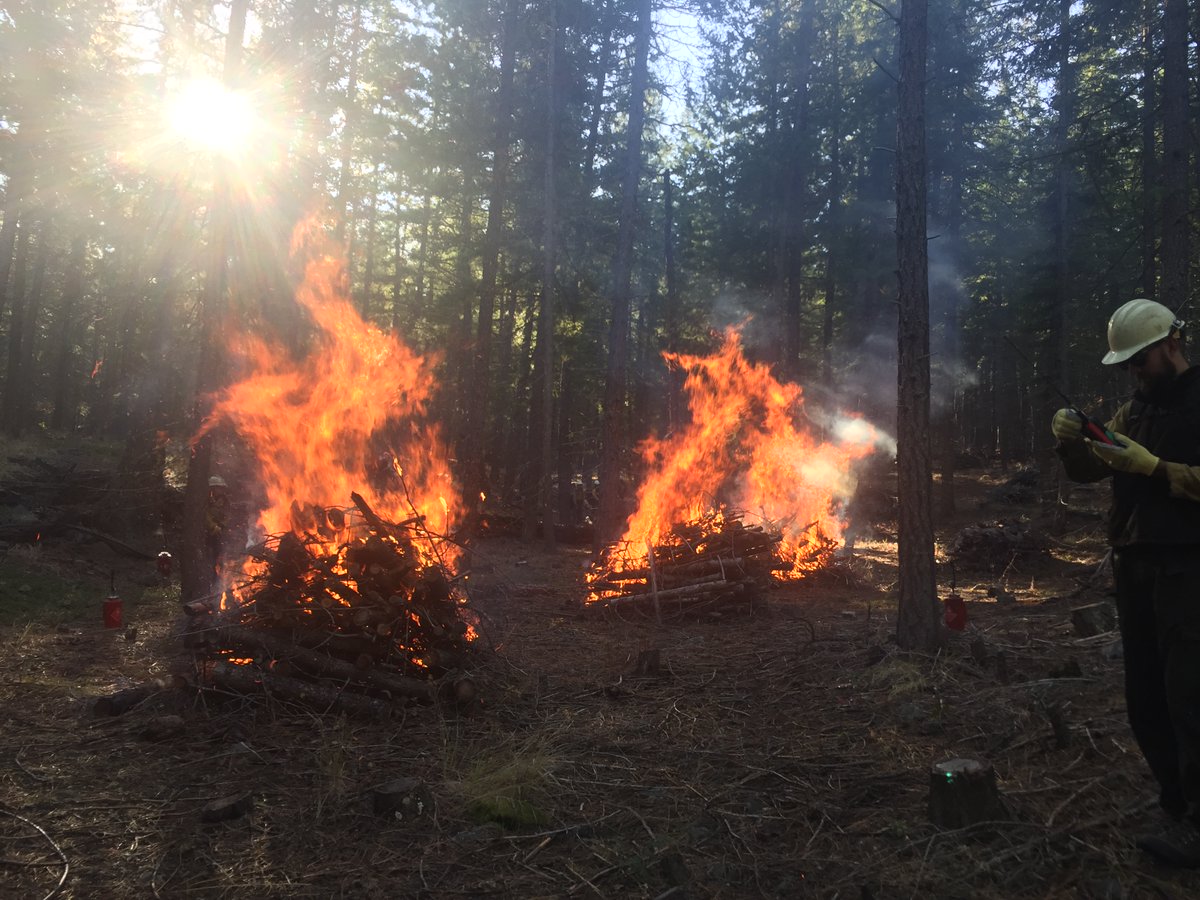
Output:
[619, 328, 878, 578]
[203, 222, 462, 569]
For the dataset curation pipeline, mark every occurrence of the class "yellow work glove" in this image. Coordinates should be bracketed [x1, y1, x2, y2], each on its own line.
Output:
[1087, 432, 1160, 476]
[1051, 408, 1083, 441]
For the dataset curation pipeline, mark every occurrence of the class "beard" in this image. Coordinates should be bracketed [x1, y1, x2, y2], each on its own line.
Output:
[1137, 366, 1181, 403]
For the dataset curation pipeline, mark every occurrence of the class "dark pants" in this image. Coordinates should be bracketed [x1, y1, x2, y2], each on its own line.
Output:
[1113, 547, 1200, 818]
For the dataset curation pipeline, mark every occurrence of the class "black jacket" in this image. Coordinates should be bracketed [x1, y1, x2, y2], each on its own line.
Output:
[1057, 366, 1200, 547]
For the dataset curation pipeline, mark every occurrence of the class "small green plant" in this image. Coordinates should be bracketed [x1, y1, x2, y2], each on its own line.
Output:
[452, 734, 558, 828]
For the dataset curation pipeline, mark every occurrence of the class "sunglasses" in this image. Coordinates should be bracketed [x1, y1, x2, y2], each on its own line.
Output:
[1120, 339, 1164, 370]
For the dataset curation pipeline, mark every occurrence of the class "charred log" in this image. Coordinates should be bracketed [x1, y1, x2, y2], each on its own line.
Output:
[208, 660, 395, 718]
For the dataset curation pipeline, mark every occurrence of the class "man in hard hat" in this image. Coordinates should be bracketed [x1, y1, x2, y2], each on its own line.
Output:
[1053, 297, 1200, 867]
[205, 475, 232, 573]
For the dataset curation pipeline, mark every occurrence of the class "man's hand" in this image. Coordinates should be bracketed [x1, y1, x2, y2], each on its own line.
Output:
[1052, 408, 1083, 441]
[1087, 432, 1160, 476]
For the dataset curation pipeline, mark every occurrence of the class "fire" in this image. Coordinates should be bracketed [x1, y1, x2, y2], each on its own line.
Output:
[202, 220, 463, 574]
[601, 328, 877, 588]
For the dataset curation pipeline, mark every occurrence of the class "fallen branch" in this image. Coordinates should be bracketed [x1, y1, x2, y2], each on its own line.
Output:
[0, 808, 69, 900]
[93, 675, 187, 717]
[599, 582, 747, 609]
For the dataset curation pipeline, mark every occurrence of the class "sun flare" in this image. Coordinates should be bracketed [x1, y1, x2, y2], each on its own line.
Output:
[166, 78, 254, 154]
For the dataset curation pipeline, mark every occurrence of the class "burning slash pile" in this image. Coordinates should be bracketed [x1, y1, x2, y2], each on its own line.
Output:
[186, 493, 475, 715]
[184, 225, 475, 715]
[587, 330, 879, 615]
[589, 511, 837, 612]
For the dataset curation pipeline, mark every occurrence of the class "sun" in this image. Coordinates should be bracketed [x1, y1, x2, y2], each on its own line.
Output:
[166, 78, 255, 155]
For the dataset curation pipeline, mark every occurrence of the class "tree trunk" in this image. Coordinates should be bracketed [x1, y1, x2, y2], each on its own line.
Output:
[490, 287, 518, 488]
[538, 0, 558, 550]
[449, 188, 475, 447]
[360, 178, 380, 318]
[556, 362, 576, 525]
[662, 169, 682, 430]
[504, 295, 536, 501]
[895, 0, 939, 652]
[522, 291, 548, 541]
[582, 1, 613, 193]
[1160, 0, 1189, 310]
[0, 138, 31, 325]
[403, 191, 434, 332]
[596, 0, 652, 549]
[936, 72, 967, 519]
[463, 0, 518, 530]
[334, 1, 363, 247]
[782, 3, 815, 379]
[3, 216, 44, 435]
[1043, 0, 1074, 520]
[51, 233, 87, 430]
[181, 0, 248, 605]
[1140, 0, 1157, 299]
[821, 14, 843, 391]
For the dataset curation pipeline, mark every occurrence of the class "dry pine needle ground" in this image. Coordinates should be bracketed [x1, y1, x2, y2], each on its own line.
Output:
[2, 472, 1199, 899]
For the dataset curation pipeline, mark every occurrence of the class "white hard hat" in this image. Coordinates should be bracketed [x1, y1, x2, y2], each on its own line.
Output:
[208, 475, 228, 489]
[1102, 298, 1184, 365]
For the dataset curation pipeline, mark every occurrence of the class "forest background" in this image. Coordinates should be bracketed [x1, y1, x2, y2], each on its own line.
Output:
[0, 0, 1193, 605]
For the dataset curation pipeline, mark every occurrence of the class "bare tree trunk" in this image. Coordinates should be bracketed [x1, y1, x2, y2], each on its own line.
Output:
[821, 14, 843, 391]
[936, 74, 967, 519]
[556, 362, 576, 525]
[489, 287, 518, 485]
[662, 169, 682, 430]
[582, 1, 613, 193]
[0, 132, 32, 326]
[895, 0, 939, 652]
[449, 188, 475, 446]
[181, 0, 248, 604]
[782, 3, 815, 379]
[505, 296, 536, 501]
[538, 0, 558, 550]
[2, 216, 43, 435]
[1161, 0, 1190, 310]
[51, 233, 87, 430]
[463, 0, 518, 531]
[1140, 0, 1157, 299]
[360, 177, 380, 318]
[402, 191, 434, 333]
[596, 0, 652, 549]
[334, 1, 363, 247]
[1043, 0, 1074, 520]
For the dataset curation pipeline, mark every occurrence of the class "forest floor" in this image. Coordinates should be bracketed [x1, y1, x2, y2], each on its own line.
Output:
[2, 455, 1198, 899]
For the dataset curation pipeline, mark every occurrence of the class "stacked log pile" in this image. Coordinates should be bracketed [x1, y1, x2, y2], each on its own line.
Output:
[588, 511, 829, 614]
[186, 492, 476, 714]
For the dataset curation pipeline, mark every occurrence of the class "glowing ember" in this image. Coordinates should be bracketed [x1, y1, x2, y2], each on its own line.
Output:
[590, 328, 878, 601]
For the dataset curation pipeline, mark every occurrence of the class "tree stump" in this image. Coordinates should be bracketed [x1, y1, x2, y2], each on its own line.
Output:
[928, 758, 1004, 828]
[371, 778, 432, 818]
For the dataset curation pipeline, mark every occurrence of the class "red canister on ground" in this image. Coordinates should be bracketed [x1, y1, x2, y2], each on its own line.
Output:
[943, 592, 967, 631]
[103, 593, 123, 629]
